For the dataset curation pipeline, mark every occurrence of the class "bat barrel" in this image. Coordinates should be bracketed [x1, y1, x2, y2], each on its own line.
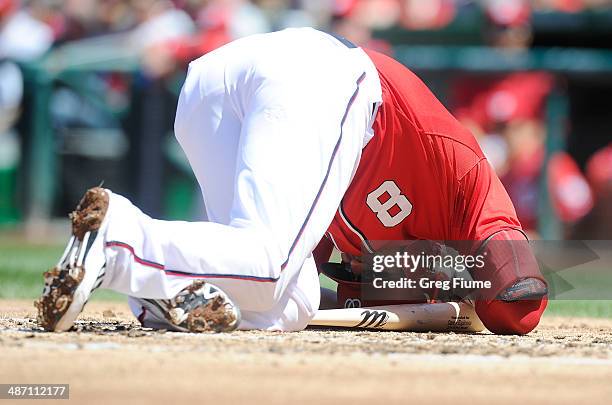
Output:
[309, 302, 485, 333]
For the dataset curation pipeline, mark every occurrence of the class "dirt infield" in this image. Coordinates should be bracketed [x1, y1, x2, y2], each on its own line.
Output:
[1, 300, 612, 404]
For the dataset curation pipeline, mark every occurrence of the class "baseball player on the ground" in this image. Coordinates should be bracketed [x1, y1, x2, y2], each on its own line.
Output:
[36, 28, 548, 335]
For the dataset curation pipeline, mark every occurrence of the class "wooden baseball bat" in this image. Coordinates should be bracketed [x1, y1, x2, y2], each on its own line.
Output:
[308, 301, 486, 333]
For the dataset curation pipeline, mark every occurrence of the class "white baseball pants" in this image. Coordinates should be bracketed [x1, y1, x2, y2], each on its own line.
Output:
[98, 28, 382, 331]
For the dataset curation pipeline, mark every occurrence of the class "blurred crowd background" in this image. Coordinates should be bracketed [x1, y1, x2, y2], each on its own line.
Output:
[0, 0, 611, 240]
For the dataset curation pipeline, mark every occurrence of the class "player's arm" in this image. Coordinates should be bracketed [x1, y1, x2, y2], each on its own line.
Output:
[313, 236, 335, 272]
[457, 158, 548, 334]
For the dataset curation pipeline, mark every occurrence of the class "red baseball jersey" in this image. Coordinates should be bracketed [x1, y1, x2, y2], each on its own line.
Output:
[326, 49, 521, 256]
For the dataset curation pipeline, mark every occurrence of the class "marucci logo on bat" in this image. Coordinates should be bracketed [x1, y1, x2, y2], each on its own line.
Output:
[354, 310, 389, 328]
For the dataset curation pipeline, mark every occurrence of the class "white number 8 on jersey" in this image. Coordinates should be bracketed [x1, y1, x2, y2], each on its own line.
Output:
[366, 180, 413, 227]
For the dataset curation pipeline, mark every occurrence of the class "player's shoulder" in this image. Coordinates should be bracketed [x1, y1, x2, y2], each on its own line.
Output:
[363, 48, 488, 180]
[424, 129, 487, 181]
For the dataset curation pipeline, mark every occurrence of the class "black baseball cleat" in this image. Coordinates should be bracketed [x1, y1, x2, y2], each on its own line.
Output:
[498, 278, 548, 302]
[133, 281, 241, 333]
[35, 187, 110, 332]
